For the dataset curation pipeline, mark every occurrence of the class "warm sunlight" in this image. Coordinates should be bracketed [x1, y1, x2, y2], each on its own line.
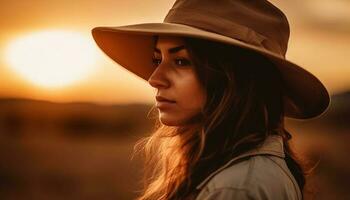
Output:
[4, 30, 98, 88]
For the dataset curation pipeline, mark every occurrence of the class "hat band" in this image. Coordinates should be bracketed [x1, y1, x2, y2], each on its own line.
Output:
[164, 7, 284, 57]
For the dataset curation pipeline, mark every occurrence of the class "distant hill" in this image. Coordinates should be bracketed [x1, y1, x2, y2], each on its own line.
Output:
[329, 90, 350, 112]
[0, 98, 155, 138]
[285, 90, 350, 129]
[317, 90, 350, 128]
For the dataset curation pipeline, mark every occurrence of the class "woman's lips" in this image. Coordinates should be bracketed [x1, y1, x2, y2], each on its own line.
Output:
[156, 95, 175, 102]
[156, 100, 176, 109]
[155, 96, 176, 109]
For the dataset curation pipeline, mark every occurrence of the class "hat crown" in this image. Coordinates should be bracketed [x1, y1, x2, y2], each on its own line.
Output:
[163, 0, 290, 57]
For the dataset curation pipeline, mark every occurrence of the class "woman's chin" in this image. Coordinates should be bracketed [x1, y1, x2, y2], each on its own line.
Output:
[159, 117, 181, 126]
[158, 111, 202, 126]
[159, 113, 184, 126]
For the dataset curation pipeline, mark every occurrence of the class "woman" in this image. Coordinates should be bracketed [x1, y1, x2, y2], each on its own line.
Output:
[91, 0, 330, 199]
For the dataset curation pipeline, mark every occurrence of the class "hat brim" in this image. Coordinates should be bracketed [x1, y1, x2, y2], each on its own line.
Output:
[91, 22, 330, 120]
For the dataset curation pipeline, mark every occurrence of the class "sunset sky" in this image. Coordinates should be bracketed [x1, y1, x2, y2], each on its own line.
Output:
[0, 0, 349, 105]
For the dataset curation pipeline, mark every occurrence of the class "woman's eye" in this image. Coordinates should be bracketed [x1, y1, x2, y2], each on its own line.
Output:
[175, 58, 191, 66]
[151, 57, 191, 67]
[152, 57, 161, 66]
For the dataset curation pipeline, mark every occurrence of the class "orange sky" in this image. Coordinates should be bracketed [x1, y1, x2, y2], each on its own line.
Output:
[0, 0, 349, 105]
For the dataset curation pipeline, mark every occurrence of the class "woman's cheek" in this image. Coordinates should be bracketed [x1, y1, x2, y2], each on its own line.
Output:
[176, 69, 205, 110]
[182, 85, 206, 111]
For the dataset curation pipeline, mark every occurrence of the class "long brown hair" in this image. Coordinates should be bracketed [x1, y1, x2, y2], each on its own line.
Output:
[133, 35, 306, 200]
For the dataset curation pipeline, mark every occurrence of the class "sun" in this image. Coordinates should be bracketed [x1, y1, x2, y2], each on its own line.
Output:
[4, 30, 98, 88]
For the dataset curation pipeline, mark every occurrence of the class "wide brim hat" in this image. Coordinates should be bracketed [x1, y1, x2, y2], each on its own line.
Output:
[91, 0, 330, 120]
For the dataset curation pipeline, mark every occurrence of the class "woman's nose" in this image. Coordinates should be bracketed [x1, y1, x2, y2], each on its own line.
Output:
[148, 65, 170, 89]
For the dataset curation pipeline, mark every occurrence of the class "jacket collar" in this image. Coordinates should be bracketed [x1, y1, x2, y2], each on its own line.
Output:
[196, 134, 285, 190]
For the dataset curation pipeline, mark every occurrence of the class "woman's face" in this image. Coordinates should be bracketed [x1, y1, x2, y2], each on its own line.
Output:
[148, 35, 206, 126]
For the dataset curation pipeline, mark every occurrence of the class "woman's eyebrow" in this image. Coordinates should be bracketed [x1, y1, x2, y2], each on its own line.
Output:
[154, 45, 185, 54]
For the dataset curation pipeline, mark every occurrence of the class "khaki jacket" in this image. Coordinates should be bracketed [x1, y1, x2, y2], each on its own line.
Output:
[194, 135, 302, 200]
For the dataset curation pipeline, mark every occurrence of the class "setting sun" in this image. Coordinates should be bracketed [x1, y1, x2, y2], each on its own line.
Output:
[5, 30, 98, 88]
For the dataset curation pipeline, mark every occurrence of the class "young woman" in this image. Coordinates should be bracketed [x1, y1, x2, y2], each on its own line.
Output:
[91, 0, 330, 199]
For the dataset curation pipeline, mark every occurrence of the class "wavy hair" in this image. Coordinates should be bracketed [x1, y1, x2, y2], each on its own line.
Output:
[133, 35, 307, 200]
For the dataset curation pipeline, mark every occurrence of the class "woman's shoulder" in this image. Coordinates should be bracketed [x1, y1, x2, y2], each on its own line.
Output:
[210, 154, 296, 188]
[195, 154, 302, 200]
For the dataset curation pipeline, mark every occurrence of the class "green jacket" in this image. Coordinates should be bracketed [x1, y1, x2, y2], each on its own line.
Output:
[194, 135, 302, 200]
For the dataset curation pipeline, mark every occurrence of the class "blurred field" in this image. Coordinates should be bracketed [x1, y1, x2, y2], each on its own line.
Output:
[0, 100, 153, 200]
[0, 90, 349, 200]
